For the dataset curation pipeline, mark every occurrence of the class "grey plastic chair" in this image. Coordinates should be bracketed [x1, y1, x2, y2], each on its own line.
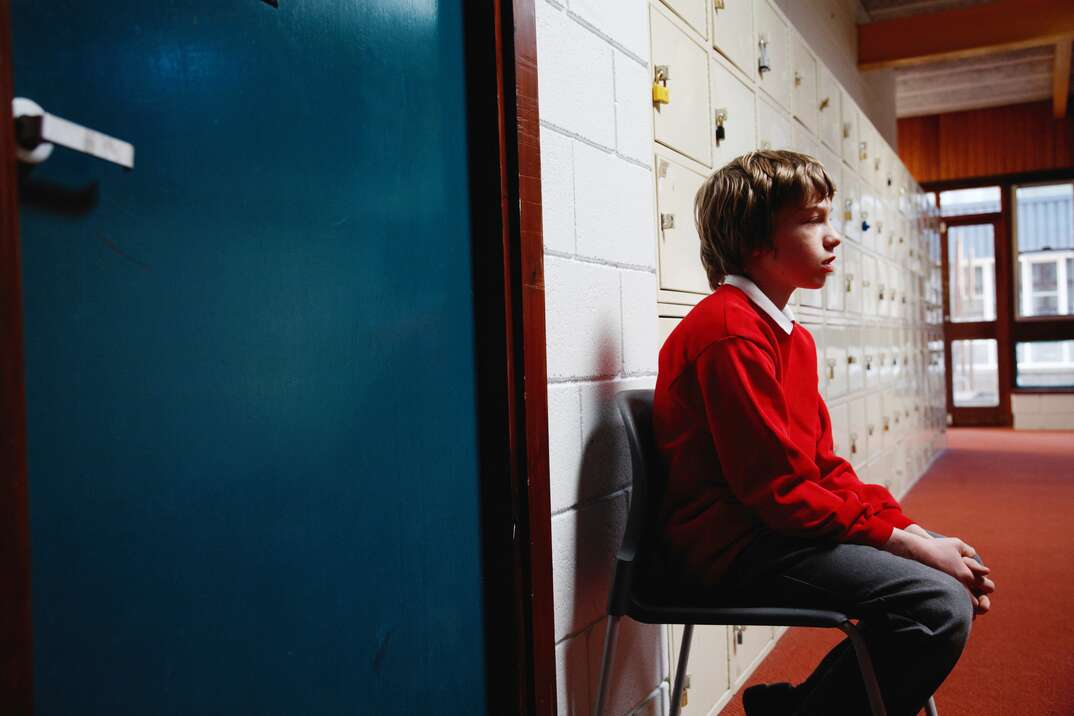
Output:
[592, 389, 938, 716]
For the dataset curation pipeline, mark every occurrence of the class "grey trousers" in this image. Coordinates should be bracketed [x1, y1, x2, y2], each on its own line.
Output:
[717, 528, 981, 716]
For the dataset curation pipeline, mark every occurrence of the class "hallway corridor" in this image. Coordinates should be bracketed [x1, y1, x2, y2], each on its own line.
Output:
[719, 427, 1074, 716]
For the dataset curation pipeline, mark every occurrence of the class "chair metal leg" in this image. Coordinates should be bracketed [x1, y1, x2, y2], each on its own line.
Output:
[593, 615, 621, 716]
[839, 621, 887, 716]
[669, 624, 694, 716]
[925, 695, 939, 716]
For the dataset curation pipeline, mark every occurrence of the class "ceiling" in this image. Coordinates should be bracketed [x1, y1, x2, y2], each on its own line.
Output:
[858, 0, 1074, 117]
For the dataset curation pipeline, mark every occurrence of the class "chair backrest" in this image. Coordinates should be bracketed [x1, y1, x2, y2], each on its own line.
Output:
[608, 389, 666, 616]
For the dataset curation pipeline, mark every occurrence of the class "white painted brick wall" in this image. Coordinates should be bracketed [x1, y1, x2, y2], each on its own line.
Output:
[537, 1, 664, 713]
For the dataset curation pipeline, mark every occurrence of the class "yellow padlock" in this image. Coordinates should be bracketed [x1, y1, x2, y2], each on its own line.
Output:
[652, 83, 669, 105]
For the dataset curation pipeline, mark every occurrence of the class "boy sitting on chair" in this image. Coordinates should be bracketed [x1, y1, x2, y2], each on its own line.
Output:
[651, 150, 994, 716]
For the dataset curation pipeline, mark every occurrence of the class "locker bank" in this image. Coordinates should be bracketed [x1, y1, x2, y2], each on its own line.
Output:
[1, 1, 1072, 715]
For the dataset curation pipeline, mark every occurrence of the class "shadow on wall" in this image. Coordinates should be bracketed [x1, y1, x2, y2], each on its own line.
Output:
[561, 333, 666, 714]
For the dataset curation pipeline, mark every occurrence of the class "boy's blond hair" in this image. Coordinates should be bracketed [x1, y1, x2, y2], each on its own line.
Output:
[694, 149, 835, 290]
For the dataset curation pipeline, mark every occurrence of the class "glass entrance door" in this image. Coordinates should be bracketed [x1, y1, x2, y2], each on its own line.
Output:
[941, 215, 1011, 425]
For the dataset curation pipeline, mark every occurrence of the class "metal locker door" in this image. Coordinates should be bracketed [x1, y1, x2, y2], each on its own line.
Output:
[849, 396, 866, 468]
[857, 110, 873, 178]
[846, 324, 865, 393]
[844, 242, 862, 315]
[861, 253, 878, 317]
[825, 239, 845, 315]
[712, 0, 755, 79]
[860, 186, 877, 252]
[864, 325, 878, 390]
[829, 400, 851, 462]
[753, 0, 791, 111]
[659, 316, 681, 347]
[756, 94, 792, 150]
[803, 321, 825, 397]
[817, 64, 841, 152]
[652, 5, 713, 166]
[661, 0, 709, 38]
[669, 624, 731, 714]
[839, 88, 858, 167]
[656, 154, 711, 294]
[865, 391, 883, 463]
[790, 33, 818, 134]
[729, 624, 774, 690]
[825, 323, 848, 399]
[710, 53, 757, 168]
[842, 171, 861, 244]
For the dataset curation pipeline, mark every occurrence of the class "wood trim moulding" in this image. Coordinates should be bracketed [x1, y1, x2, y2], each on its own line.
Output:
[1054, 39, 1072, 118]
[464, 1, 555, 714]
[858, 0, 1074, 70]
[0, 0, 33, 711]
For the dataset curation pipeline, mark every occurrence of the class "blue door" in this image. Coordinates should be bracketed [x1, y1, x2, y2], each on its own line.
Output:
[12, 2, 486, 713]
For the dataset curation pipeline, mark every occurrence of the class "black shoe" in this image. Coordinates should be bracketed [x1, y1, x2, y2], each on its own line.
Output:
[743, 682, 800, 716]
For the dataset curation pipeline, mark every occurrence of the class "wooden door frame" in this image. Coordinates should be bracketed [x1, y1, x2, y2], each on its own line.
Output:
[0, 0, 33, 712]
[464, 1, 556, 714]
[940, 212, 1011, 425]
[0, 2, 555, 713]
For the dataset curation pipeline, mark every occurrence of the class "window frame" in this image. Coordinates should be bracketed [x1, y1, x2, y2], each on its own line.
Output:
[926, 169, 1074, 408]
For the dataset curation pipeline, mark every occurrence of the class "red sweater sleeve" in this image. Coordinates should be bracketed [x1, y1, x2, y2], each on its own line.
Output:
[696, 337, 894, 547]
[814, 396, 915, 530]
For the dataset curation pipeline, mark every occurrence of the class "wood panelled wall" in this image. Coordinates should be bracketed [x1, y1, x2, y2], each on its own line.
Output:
[898, 100, 1074, 183]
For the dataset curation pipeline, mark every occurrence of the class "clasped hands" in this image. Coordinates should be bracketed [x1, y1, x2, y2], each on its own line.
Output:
[905, 523, 994, 618]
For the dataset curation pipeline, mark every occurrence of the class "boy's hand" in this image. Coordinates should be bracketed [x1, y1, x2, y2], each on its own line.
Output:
[965, 555, 995, 618]
[903, 523, 934, 540]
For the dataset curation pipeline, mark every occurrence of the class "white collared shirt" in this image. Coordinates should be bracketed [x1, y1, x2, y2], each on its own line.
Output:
[723, 274, 795, 335]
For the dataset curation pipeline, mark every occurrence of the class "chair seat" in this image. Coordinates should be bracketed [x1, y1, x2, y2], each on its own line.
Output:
[626, 598, 851, 628]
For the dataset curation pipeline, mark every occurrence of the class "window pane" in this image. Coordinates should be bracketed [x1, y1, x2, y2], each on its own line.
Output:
[1015, 182, 1074, 318]
[952, 339, 999, 406]
[1016, 340, 1074, 388]
[1068, 258, 1073, 313]
[940, 186, 1000, 216]
[1032, 261, 1058, 290]
[947, 224, 995, 322]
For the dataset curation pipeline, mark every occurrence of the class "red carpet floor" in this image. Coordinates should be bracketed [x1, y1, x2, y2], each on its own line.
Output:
[718, 427, 1074, 716]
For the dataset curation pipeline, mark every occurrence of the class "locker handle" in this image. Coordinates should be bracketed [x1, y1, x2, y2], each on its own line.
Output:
[819, 97, 830, 111]
[13, 97, 134, 169]
[758, 36, 771, 76]
[842, 122, 851, 139]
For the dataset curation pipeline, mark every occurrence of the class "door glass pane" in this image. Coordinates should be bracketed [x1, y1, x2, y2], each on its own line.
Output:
[940, 186, 1000, 216]
[947, 224, 995, 322]
[1016, 340, 1074, 388]
[951, 339, 999, 407]
[1015, 182, 1074, 318]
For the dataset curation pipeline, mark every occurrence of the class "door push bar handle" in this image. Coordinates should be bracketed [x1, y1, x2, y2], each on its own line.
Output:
[12, 97, 134, 170]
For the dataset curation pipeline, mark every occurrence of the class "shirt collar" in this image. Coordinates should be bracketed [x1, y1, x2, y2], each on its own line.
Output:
[722, 274, 795, 335]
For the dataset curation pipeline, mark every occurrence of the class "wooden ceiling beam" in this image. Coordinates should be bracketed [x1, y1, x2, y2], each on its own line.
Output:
[858, 0, 1074, 70]
[1054, 39, 1072, 118]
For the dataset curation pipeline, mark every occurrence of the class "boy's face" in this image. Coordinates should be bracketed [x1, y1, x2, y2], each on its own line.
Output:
[750, 195, 840, 292]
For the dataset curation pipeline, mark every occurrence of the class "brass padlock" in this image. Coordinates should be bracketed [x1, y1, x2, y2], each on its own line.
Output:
[819, 97, 830, 111]
[843, 198, 853, 221]
[714, 0, 726, 9]
[652, 65, 670, 106]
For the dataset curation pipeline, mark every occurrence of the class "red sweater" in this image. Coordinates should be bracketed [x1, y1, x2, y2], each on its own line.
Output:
[652, 277, 914, 588]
